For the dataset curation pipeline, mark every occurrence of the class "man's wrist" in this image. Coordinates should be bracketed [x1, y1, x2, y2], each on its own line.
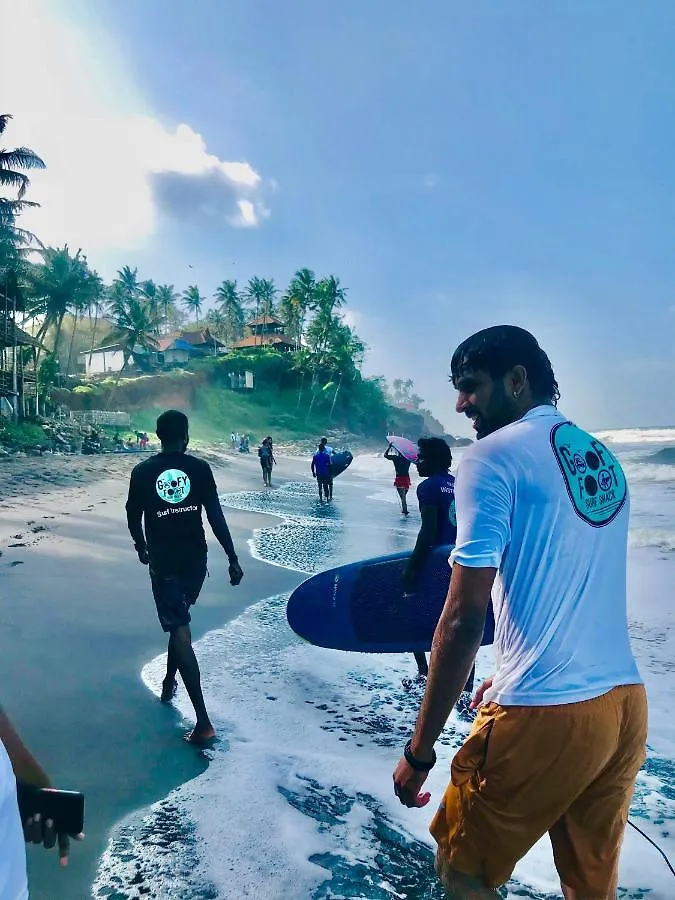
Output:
[228, 555, 239, 565]
[409, 734, 435, 762]
[404, 738, 436, 771]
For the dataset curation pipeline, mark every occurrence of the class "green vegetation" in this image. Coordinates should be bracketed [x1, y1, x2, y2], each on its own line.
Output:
[1, 112, 451, 445]
[0, 420, 45, 450]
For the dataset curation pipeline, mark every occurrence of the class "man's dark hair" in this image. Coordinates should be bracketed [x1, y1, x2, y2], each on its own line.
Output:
[320, 436, 328, 445]
[450, 325, 560, 405]
[417, 436, 453, 470]
[156, 409, 189, 443]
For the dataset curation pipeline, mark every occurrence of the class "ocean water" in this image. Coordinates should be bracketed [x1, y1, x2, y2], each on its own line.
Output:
[94, 428, 675, 899]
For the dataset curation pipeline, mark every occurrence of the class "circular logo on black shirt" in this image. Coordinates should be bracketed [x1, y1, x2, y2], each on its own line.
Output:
[156, 469, 191, 505]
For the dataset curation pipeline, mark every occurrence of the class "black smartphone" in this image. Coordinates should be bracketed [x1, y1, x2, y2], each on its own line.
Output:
[16, 783, 85, 835]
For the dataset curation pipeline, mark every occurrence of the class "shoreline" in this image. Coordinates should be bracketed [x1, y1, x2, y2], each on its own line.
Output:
[0, 450, 308, 900]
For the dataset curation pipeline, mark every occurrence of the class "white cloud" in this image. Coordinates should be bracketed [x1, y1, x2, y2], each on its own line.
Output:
[0, 0, 270, 261]
[341, 308, 363, 331]
[235, 200, 261, 228]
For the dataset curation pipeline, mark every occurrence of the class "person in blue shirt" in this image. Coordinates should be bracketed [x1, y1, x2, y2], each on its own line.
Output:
[402, 437, 457, 677]
[311, 443, 333, 501]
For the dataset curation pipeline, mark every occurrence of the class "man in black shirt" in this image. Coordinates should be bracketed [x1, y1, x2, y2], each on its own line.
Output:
[126, 410, 244, 744]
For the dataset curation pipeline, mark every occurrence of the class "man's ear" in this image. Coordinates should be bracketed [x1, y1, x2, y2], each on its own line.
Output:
[507, 365, 528, 397]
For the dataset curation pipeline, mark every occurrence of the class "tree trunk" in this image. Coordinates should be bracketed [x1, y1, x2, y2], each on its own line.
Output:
[88, 303, 100, 371]
[65, 313, 80, 376]
[329, 374, 343, 420]
[52, 314, 66, 367]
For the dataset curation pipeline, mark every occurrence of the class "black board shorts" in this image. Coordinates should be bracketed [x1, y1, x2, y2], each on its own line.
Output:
[149, 556, 208, 632]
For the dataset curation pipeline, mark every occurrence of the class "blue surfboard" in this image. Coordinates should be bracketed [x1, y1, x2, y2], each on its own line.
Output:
[286, 545, 495, 654]
[330, 450, 353, 479]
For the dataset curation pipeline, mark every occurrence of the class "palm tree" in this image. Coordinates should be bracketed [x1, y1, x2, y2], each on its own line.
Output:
[107, 294, 163, 379]
[26, 246, 101, 364]
[156, 284, 180, 332]
[115, 265, 140, 300]
[182, 284, 204, 325]
[215, 279, 245, 344]
[64, 262, 103, 374]
[283, 268, 316, 350]
[245, 276, 277, 344]
[303, 278, 348, 420]
[0, 114, 45, 220]
[314, 275, 345, 319]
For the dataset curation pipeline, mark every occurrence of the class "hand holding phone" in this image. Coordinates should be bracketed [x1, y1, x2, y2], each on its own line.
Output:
[17, 783, 85, 867]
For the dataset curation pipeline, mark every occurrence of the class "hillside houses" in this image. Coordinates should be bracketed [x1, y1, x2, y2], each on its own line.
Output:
[81, 328, 226, 376]
[230, 315, 295, 352]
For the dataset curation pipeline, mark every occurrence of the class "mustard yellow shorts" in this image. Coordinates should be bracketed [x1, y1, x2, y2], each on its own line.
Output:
[430, 684, 647, 897]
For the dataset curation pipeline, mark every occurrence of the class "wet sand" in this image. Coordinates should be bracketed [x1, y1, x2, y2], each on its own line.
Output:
[0, 450, 307, 899]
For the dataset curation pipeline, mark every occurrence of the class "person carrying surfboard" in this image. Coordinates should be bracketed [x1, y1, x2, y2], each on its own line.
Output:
[125, 409, 244, 745]
[311, 441, 333, 501]
[258, 436, 275, 487]
[318, 437, 335, 496]
[392, 326, 646, 900]
[384, 442, 412, 515]
[400, 437, 456, 677]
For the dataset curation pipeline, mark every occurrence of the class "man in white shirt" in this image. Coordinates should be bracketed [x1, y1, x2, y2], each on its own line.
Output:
[392, 326, 646, 900]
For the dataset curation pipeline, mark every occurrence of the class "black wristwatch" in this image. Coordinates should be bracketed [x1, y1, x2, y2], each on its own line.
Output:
[404, 739, 436, 772]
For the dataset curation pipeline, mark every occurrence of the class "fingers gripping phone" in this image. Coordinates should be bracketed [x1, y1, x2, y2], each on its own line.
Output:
[16, 783, 85, 835]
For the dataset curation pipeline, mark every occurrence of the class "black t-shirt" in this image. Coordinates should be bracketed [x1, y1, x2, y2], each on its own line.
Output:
[392, 455, 411, 477]
[125, 451, 235, 572]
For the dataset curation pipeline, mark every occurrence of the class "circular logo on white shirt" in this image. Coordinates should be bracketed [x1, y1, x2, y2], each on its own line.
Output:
[551, 423, 627, 526]
[156, 468, 191, 505]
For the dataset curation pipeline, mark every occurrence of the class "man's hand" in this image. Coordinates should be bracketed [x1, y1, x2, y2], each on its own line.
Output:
[23, 814, 84, 868]
[392, 757, 432, 808]
[229, 560, 244, 586]
[136, 546, 149, 565]
[470, 675, 494, 710]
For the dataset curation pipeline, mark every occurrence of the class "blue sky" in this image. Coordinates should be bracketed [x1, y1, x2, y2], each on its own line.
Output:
[4, 0, 674, 434]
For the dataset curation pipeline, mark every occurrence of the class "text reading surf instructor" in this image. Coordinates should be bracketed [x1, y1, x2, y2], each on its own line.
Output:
[392, 326, 646, 900]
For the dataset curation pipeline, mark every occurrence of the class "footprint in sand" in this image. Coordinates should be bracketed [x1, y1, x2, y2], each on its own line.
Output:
[9, 560, 24, 566]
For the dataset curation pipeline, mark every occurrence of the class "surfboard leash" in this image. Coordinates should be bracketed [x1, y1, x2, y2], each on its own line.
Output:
[628, 818, 675, 879]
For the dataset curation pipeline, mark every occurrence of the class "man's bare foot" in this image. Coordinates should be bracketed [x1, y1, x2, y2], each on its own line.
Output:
[184, 724, 216, 745]
[160, 678, 178, 703]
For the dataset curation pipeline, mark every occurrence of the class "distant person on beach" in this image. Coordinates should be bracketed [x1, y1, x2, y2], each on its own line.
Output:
[393, 326, 646, 900]
[126, 409, 244, 744]
[400, 437, 456, 677]
[384, 443, 412, 515]
[1, 703, 82, 892]
[319, 437, 334, 497]
[258, 437, 276, 487]
[311, 442, 333, 501]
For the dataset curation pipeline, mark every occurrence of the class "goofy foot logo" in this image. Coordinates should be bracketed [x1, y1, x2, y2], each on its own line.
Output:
[156, 469, 191, 505]
[551, 423, 627, 526]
